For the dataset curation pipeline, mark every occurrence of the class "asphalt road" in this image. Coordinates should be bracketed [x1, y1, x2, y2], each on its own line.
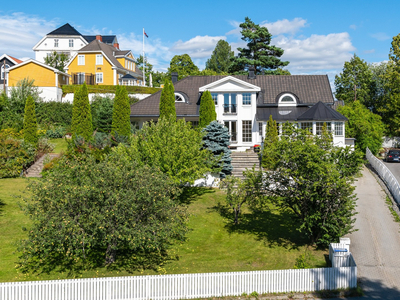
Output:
[383, 160, 400, 182]
[341, 167, 400, 299]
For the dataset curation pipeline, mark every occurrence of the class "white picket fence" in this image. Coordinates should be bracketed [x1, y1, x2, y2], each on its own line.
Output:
[0, 265, 357, 300]
[366, 147, 400, 205]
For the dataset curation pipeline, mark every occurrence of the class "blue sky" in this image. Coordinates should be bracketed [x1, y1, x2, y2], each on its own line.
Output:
[0, 0, 398, 82]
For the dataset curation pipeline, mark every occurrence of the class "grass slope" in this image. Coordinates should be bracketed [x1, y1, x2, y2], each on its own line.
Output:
[0, 181, 327, 282]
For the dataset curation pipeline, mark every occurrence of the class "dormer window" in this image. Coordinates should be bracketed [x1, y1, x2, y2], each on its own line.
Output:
[175, 93, 185, 102]
[278, 93, 297, 106]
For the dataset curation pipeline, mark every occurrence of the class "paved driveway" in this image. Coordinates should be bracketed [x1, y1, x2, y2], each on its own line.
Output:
[383, 160, 400, 183]
[342, 167, 400, 299]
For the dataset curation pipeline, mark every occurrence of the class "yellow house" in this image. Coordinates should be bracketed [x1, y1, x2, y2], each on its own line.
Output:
[65, 37, 143, 86]
[6, 59, 70, 101]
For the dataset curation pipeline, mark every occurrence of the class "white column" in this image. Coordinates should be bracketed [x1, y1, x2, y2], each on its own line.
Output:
[113, 69, 117, 85]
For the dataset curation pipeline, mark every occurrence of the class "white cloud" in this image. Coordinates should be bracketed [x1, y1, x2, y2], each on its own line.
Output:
[0, 12, 57, 59]
[260, 18, 307, 35]
[169, 35, 226, 58]
[371, 32, 391, 41]
[273, 32, 355, 73]
[349, 24, 357, 30]
[364, 49, 375, 54]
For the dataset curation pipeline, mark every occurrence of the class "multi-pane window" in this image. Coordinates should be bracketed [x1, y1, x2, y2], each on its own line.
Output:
[224, 93, 237, 113]
[69, 39, 74, 47]
[96, 73, 103, 84]
[301, 122, 313, 133]
[258, 122, 263, 138]
[76, 73, 85, 84]
[78, 55, 85, 65]
[243, 93, 251, 105]
[96, 54, 103, 65]
[224, 121, 237, 142]
[211, 93, 218, 105]
[242, 121, 252, 143]
[335, 122, 344, 136]
[190, 121, 199, 128]
[316, 122, 331, 135]
[54, 39, 59, 47]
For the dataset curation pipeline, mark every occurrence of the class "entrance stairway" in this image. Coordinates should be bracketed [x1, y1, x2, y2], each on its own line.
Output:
[231, 151, 260, 180]
[25, 153, 59, 178]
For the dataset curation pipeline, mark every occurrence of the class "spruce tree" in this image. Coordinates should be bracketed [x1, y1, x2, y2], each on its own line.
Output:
[23, 95, 38, 146]
[111, 86, 131, 137]
[71, 82, 93, 141]
[159, 81, 176, 120]
[203, 121, 232, 178]
[199, 91, 216, 128]
[261, 115, 278, 169]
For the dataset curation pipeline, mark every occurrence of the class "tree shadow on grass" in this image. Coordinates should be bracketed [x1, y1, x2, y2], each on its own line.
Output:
[211, 203, 309, 250]
[0, 198, 5, 217]
[177, 187, 215, 205]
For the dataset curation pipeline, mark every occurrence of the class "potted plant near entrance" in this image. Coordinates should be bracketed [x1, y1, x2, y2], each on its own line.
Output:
[254, 144, 261, 153]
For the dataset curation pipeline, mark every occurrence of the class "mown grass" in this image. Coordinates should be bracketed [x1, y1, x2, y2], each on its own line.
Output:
[0, 180, 327, 282]
[49, 138, 68, 154]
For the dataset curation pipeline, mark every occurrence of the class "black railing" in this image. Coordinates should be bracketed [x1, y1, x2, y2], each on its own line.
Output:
[72, 73, 95, 85]
[224, 104, 237, 114]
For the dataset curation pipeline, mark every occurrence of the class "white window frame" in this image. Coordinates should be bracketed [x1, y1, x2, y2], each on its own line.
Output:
[78, 55, 85, 66]
[242, 120, 252, 143]
[96, 54, 103, 65]
[243, 93, 251, 105]
[224, 93, 237, 114]
[69, 39, 74, 47]
[1, 64, 10, 80]
[211, 93, 218, 105]
[335, 122, 344, 136]
[54, 39, 59, 47]
[175, 92, 185, 102]
[224, 121, 237, 143]
[96, 72, 103, 84]
[278, 93, 296, 107]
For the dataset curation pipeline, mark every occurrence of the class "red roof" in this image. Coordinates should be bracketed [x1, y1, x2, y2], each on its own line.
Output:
[8, 55, 23, 64]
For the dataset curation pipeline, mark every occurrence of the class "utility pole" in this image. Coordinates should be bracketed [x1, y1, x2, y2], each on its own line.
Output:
[2, 60, 5, 92]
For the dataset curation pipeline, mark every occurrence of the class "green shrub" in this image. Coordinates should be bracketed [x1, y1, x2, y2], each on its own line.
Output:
[91, 96, 113, 133]
[36, 101, 72, 127]
[45, 127, 66, 139]
[71, 82, 93, 141]
[62, 85, 161, 95]
[199, 91, 216, 128]
[159, 81, 176, 120]
[111, 86, 131, 137]
[0, 134, 36, 178]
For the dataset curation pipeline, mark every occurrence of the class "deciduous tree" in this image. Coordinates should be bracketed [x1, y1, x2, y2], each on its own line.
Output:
[44, 51, 69, 72]
[18, 150, 188, 274]
[167, 54, 199, 80]
[229, 17, 289, 75]
[111, 86, 131, 137]
[199, 91, 216, 128]
[206, 40, 234, 74]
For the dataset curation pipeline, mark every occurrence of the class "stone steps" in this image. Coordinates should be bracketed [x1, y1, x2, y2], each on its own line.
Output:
[230, 151, 260, 179]
[25, 153, 60, 178]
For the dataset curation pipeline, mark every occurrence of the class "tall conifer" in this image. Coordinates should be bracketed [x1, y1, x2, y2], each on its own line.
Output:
[23, 95, 38, 145]
[261, 115, 278, 169]
[111, 86, 131, 137]
[159, 81, 176, 120]
[199, 91, 216, 128]
[71, 82, 93, 140]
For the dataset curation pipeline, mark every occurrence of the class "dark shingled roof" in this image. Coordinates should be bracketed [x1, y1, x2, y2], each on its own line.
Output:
[120, 74, 137, 79]
[48, 23, 81, 36]
[83, 35, 117, 44]
[297, 101, 348, 121]
[79, 40, 124, 69]
[256, 107, 309, 121]
[131, 75, 335, 117]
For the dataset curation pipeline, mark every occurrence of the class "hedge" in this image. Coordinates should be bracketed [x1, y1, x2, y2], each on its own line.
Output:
[62, 85, 161, 96]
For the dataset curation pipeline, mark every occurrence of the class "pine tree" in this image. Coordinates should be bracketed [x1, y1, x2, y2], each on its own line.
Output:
[159, 81, 176, 120]
[71, 82, 93, 141]
[206, 40, 234, 73]
[111, 86, 131, 137]
[199, 91, 216, 128]
[23, 95, 38, 146]
[203, 121, 232, 178]
[229, 17, 289, 75]
[261, 115, 278, 169]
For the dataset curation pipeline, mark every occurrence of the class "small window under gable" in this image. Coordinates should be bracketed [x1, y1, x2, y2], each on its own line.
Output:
[175, 93, 185, 102]
[278, 93, 297, 106]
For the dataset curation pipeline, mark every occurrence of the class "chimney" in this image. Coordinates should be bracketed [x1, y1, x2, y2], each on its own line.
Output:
[96, 35, 103, 42]
[113, 43, 120, 50]
[171, 72, 178, 84]
[248, 66, 256, 79]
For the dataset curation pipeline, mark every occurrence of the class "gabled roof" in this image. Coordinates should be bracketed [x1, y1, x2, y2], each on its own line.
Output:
[297, 101, 347, 121]
[0, 54, 22, 65]
[77, 40, 124, 69]
[7, 59, 70, 77]
[47, 23, 81, 36]
[120, 74, 137, 80]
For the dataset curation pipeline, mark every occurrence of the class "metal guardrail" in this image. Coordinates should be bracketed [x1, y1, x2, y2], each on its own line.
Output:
[366, 147, 400, 205]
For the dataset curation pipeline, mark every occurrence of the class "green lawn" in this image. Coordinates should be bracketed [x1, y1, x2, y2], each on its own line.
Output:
[49, 138, 68, 154]
[0, 179, 327, 282]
